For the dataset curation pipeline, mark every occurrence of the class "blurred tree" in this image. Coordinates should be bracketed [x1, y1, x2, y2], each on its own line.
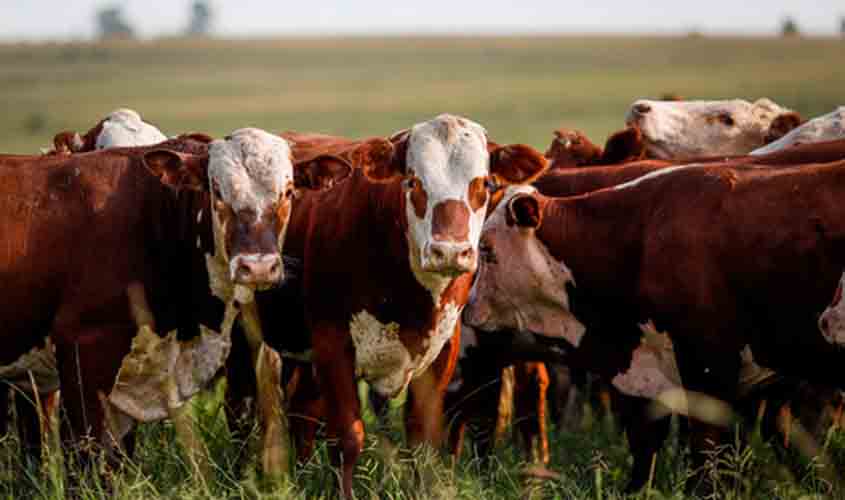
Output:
[781, 17, 800, 38]
[840, 16, 845, 37]
[96, 5, 135, 40]
[187, 1, 213, 36]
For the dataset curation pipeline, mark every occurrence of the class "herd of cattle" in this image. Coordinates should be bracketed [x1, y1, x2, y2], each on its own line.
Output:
[2, 99, 845, 497]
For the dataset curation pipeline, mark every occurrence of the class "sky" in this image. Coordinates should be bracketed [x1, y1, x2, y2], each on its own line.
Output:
[0, 1, 843, 41]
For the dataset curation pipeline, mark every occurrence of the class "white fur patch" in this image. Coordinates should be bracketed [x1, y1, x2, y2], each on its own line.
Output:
[627, 98, 793, 158]
[612, 165, 697, 191]
[95, 108, 167, 149]
[464, 185, 585, 347]
[751, 106, 845, 155]
[818, 272, 845, 345]
[611, 323, 681, 399]
[402, 114, 489, 301]
[0, 340, 58, 395]
[350, 302, 462, 398]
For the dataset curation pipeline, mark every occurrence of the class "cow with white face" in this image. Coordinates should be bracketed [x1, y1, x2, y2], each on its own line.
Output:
[752, 106, 845, 155]
[51, 108, 168, 154]
[626, 98, 802, 159]
[275, 114, 547, 497]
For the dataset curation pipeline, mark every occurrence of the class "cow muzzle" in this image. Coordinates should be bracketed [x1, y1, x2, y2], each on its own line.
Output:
[422, 241, 476, 276]
[231, 253, 284, 288]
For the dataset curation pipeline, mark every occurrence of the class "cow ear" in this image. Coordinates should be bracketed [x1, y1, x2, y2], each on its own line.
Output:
[490, 144, 548, 185]
[359, 136, 407, 183]
[506, 193, 543, 229]
[294, 154, 353, 190]
[52, 131, 84, 154]
[601, 126, 645, 164]
[764, 112, 803, 144]
[143, 149, 208, 191]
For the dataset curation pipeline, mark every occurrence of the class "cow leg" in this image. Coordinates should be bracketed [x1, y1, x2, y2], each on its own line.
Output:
[405, 327, 460, 448]
[13, 390, 43, 457]
[314, 330, 363, 499]
[513, 362, 550, 465]
[616, 392, 671, 493]
[673, 339, 740, 494]
[224, 325, 256, 442]
[287, 361, 325, 463]
[53, 327, 133, 456]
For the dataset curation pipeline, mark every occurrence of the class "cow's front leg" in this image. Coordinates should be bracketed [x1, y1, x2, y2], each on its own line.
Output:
[313, 327, 363, 499]
[405, 326, 461, 448]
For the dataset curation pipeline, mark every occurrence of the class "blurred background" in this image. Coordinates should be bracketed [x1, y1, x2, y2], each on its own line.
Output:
[0, 1, 843, 153]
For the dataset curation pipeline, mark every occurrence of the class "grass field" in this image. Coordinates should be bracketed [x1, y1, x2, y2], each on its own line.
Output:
[2, 35, 845, 499]
[1, 36, 844, 153]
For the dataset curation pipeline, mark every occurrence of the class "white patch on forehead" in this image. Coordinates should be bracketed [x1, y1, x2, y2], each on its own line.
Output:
[751, 106, 845, 155]
[627, 98, 792, 158]
[818, 271, 845, 346]
[95, 108, 167, 149]
[464, 185, 585, 347]
[208, 128, 292, 214]
[613, 165, 698, 191]
[611, 323, 681, 399]
[404, 114, 490, 301]
[350, 303, 462, 398]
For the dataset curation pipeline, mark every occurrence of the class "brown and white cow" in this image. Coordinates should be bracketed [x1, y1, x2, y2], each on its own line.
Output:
[545, 126, 646, 170]
[246, 114, 546, 497]
[51, 108, 167, 154]
[626, 98, 802, 159]
[752, 106, 845, 155]
[465, 160, 845, 491]
[0, 129, 350, 467]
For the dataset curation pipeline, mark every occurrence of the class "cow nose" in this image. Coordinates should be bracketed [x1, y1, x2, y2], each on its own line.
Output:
[424, 241, 476, 275]
[232, 254, 283, 287]
[633, 103, 652, 115]
[820, 316, 829, 333]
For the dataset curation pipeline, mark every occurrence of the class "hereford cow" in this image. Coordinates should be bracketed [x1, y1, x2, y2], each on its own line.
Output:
[51, 108, 167, 154]
[626, 98, 802, 159]
[0, 129, 350, 469]
[752, 106, 845, 155]
[545, 127, 646, 169]
[233, 115, 546, 498]
[465, 160, 845, 491]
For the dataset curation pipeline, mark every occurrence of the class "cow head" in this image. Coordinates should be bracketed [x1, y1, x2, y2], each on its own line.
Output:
[362, 114, 547, 298]
[52, 131, 84, 154]
[463, 186, 585, 348]
[600, 126, 646, 164]
[752, 106, 843, 156]
[143, 128, 351, 291]
[818, 274, 845, 345]
[544, 128, 603, 168]
[96, 108, 168, 149]
[626, 98, 802, 159]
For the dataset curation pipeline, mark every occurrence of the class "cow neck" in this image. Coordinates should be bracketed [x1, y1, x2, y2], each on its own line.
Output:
[535, 191, 645, 377]
[140, 163, 220, 336]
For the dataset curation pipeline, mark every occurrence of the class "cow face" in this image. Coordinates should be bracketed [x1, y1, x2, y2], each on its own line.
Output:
[544, 128, 603, 167]
[752, 106, 843, 156]
[363, 115, 547, 301]
[463, 186, 585, 348]
[143, 128, 351, 291]
[818, 274, 845, 345]
[95, 108, 168, 149]
[626, 98, 800, 159]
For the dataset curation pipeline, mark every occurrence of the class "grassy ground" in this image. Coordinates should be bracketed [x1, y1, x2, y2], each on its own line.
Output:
[1, 380, 844, 499]
[1, 36, 844, 153]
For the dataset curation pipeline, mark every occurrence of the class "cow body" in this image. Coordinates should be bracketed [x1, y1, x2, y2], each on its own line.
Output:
[466, 161, 845, 490]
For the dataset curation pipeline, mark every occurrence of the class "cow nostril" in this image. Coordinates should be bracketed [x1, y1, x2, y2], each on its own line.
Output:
[459, 248, 473, 260]
[237, 264, 252, 279]
[821, 317, 829, 331]
[269, 260, 280, 276]
[634, 103, 652, 115]
[431, 246, 445, 260]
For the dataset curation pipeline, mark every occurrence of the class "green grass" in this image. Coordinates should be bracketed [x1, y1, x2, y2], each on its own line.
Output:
[1, 36, 843, 153]
[2, 380, 844, 499]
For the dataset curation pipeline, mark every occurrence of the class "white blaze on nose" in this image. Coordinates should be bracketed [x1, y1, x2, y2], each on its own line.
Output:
[95, 108, 168, 149]
[403, 115, 490, 300]
[819, 272, 845, 346]
[464, 185, 585, 347]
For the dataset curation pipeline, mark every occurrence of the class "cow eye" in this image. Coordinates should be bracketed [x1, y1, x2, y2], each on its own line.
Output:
[284, 187, 295, 199]
[719, 113, 735, 126]
[402, 177, 420, 191]
[479, 241, 496, 263]
[484, 178, 498, 193]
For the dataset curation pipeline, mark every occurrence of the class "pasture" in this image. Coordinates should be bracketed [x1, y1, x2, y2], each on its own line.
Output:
[2, 36, 845, 499]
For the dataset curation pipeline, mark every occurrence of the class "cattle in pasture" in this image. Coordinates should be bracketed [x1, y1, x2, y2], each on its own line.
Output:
[0, 130, 350, 476]
[752, 106, 845, 155]
[626, 98, 802, 159]
[51, 108, 168, 154]
[222, 115, 547, 498]
[465, 160, 845, 491]
[544, 127, 646, 169]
